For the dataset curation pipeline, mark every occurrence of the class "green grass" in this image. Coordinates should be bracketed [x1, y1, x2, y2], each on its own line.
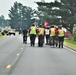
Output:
[0, 33, 6, 38]
[65, 38, 76, 44]
[64, 38, 76, 50]
[0, 33, 2, 37]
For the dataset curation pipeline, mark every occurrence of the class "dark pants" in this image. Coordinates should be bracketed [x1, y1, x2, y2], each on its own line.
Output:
[30, 34, 36, 46]
[38, 35, 44, 47]
[58, 36, 64, 48]
[45, 35, 50, 45]
[49, 36, 55, 46]
[55, 35, 58, 47]
[23, 35, 27, 43]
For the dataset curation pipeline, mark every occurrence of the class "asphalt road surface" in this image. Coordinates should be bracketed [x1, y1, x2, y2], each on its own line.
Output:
[0, 34, 76, 75]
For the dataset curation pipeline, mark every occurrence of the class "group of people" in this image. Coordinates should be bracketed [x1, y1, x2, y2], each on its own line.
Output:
[22, 24, 65, 48]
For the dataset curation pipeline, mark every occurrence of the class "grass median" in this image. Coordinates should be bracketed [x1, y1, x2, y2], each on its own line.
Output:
[0, 33, 7, 38]
[64, 38, 76, 50]
[0, 33, 3, 38]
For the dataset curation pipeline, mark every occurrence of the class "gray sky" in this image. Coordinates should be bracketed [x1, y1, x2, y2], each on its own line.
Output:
[0, 0, 55, 19]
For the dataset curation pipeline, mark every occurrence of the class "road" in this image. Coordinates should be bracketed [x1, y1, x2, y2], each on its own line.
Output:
[0, 34, 76, 75]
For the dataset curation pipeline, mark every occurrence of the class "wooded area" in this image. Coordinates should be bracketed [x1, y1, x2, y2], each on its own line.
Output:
[0, 0, 76, 33]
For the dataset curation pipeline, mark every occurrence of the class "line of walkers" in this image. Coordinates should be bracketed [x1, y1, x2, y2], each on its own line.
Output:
[22, 24, 65, 48]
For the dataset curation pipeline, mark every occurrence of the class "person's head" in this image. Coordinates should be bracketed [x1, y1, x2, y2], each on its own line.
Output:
[54, 25, 58, 28]
[39, 25, 42, 28]
[58, 26, 62, 29]
[42, 26, 45, 28]
[50, 25, 54, 28]
[32, 24, 35, 26]
[45, 26, 49, 29]
[47, 27, 49, 29]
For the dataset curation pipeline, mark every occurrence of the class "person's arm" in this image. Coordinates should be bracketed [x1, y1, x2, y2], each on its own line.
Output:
[28, 28, 31, 33]
[36, 28, 40, 35]
[36, 28, 38, 33]
[26, 29, 28, 34]
[49, 29, 50, 35]
[57, 30, 59, 35]
[21, 30, 24, 35]
[64, 31, 65, 36]
[55, 28, 59, 35]
[43, 29, 45, 35]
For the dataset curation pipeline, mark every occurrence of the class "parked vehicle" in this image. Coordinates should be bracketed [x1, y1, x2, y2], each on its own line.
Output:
[6, 29, 16, 36]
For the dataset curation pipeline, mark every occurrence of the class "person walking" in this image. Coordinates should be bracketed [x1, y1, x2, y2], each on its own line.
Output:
[49, 25, 56, 47]
[45, 27, 50, 45]
[22, 27, 28, 44]
[58, 26, 65, 48]
[29, 24, 37, 46]
[54, 25, 59, 47]
[38, 25, 45, 47]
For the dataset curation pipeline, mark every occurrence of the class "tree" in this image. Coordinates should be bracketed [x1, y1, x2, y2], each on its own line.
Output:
[0, 15, 8, 27]
[36, 0, 76, 33]
[8, 2, 19, 29]
[8, 2, 37, 29]
[60, 0, 76, 33]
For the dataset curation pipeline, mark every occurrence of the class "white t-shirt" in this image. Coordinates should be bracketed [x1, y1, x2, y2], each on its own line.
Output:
[45, 29, 49, 35]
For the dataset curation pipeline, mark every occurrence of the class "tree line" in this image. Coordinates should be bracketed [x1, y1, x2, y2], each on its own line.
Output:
[36, 0, 76, 33]
[0, 0, 76, 33]
[8, 2, 38, 30]
[0, 1, 39, 30]
[0, 15, 9, 27]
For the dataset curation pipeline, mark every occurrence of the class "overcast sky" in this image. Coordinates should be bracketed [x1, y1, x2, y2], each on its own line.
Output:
[0, 0, 56, 19]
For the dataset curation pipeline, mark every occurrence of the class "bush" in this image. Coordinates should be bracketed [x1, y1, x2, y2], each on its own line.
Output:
[74, 36, 76, 42]
[73, 28, 76, 34]
[73, 29, 76, 41]
[68, 35, 76, 42]
[68, 35, 74, 40]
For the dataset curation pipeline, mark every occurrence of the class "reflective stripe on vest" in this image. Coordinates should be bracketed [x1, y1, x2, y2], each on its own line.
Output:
[50, 28, 55, 36]
[58, 29, 64, 36]
[30, 26, 36, 34]
[39, 28, 44, 35]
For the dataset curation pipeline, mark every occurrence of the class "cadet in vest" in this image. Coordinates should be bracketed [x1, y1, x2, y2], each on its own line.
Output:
[29, 24, 37, 46]
[58, 26, 65, 48]
[49, 25, 56, 47]
[38, 25, 45, 47]
[54, 25, 59, 47]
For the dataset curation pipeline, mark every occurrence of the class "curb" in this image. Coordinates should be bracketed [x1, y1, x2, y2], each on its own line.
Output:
[64, 44, 76, 51]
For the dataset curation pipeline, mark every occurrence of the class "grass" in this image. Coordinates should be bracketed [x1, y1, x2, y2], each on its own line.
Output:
[0, 33, 6, 38]
[64, 38, 76, 50]
[0, 33, 3, 37]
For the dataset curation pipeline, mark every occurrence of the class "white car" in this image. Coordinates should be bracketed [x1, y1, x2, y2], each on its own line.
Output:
[7, 30, 15, 36]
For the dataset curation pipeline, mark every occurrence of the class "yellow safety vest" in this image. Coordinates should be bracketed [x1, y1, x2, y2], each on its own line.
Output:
[50, 28, 55, 36]
[39, 28, 44, 35]
[58, 29, 64, 37]
[30, 26, 36, 34]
